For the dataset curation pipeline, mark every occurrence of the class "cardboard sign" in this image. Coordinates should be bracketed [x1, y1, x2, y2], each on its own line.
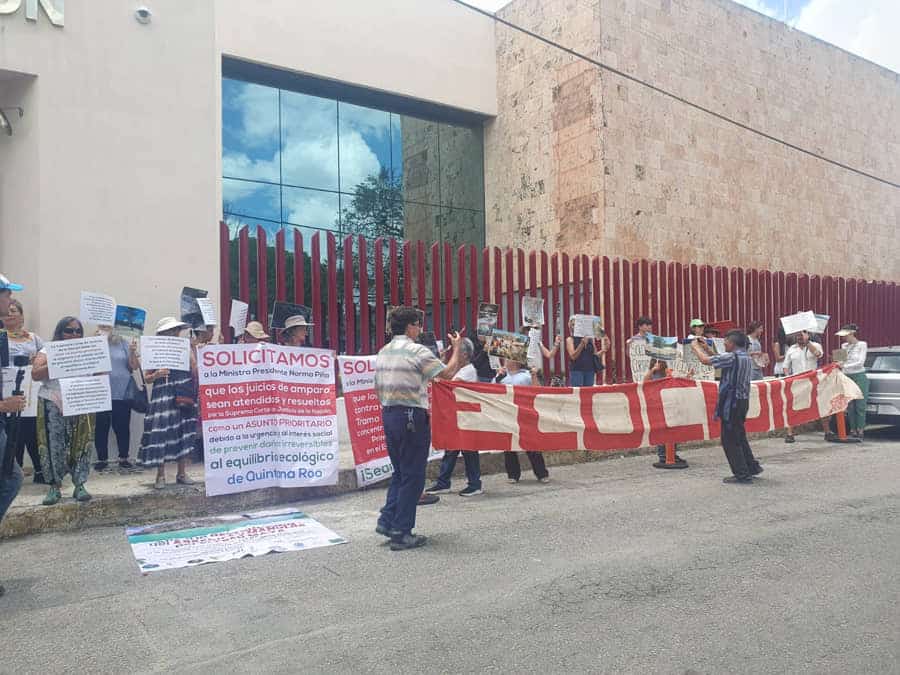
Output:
[46, 336, 112, 380]
[79, 291, 117, 326]
[140, 336, 191, 371]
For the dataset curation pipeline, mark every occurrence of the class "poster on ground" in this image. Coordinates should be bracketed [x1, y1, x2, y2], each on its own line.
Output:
[60, 375, 112, 416]
[487, 329, 530, 364]
[521, 296, 544, 327]
[198, 343, 339, 496]
[125, 508, 347, 573]
[338, 355, 393, 487]
[80, 291, 117, 326]
[114, 305, 146, 341]
[46, 336, 111, 380]
[477, 303, 499, 337]
[1, 366, 39, 417]
[140, 336, 191, 371]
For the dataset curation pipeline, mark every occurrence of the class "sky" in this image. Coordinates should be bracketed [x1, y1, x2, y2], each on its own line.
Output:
[465, 0, 900, 74]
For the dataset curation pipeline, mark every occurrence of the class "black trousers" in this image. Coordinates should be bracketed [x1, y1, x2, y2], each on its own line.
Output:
[721, 399, 760, 479]
[505, 451, 548, 480]
[14, 417, 42, 477]
[95, 400, 132, 462]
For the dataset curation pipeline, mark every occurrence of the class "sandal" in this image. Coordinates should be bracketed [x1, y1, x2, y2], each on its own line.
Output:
[176, 474, 196, 486]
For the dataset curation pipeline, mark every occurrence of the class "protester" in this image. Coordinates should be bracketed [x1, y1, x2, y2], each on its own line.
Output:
[280, 315, 313, 347]
[644, 359, 686, 467]
[565, 318, 606, 386]
[94, 325, 140, 471]
[471, 335, 497, 383]
[0, 274, 27, 597]
[240, 321, 270, 344]
[374, 307, 463, 551]
[425, 338, 483, 497]
[496, 359, 550, 483]
[685, 319, 713, 350]
[781, 330, 824, 442]
[836, 324, 868, 439]
[772, 326, 791, 377]
[692, 330, 762, 483]
[31, 317, 96, 505]
[746, 321, 768, 380]
[138, 318, 197, 489]
[1, 299, 45, 483]
[628, 316, 654, 345]
[190, 325, 220, 348]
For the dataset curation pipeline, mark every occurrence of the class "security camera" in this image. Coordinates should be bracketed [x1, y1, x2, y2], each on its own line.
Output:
[135, 6, 152, 24]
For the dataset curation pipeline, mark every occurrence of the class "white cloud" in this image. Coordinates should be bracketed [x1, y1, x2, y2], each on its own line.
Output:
[793, 0, 900, 74]
[462, 0, 513, 12]
[730, 0, 779, 18]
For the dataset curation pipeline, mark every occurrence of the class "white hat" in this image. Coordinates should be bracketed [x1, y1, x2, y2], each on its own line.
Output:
[156, 317, 188, 334]
[244, 321, 270, 340]
[835, 323, 858, 337]
[284, 315, 314, 330]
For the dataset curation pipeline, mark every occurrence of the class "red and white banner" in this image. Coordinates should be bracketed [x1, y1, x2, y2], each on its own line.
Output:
[432, 365, 862, 452]
[198, 344, 339, 496]
[338, 355, 393, 488]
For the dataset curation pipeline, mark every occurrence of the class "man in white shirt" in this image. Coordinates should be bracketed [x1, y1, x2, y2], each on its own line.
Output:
[782, 330, 824, 443]
[424, 338, 484, 497]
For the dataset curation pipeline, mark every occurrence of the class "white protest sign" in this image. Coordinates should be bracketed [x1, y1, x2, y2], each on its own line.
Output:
[489, 354, 502, 371]
[521, 296, 545, 327]
[780, 311, 818, 335]
[80, 291, 117, 326]
[196, 298, 218, 326]
[46, 336, 112, 380]
[60, 375, 112, 416]
[1, 366, 40, 417]
[339, 355, 393, 488]
[140, 336, 191, 371]
[814, 313, 830, 334]
[230, 300, 249, 335]
[572, 314, 597, 338]
[527, 327, 543, 367]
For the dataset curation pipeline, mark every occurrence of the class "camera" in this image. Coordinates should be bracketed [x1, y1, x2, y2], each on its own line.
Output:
[135, 6, 152, 24]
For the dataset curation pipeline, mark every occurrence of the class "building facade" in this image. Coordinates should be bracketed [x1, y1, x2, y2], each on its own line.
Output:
[0, 0, 897, 338]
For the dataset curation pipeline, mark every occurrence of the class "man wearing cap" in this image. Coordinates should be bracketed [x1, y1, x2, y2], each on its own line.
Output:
[0, 274, 27, 597]
[782, 330, 824, 443]
[280, 315, 312, 347]
[374, 306, 464, 551]
[836, 324, 868, 439]
[240, 321, 270, 344]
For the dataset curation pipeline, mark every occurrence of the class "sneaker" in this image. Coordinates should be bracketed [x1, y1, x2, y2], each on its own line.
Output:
[375, 524, 393, 538]
[390, 533, 428, 551]
[424, 484, 451, 495]
[93, 461, 108, 472]
[417, 493, 440, 506]
[73, 484, 92, 502]
[175, 474, 197, 486]
[42, 486, 62, 506]
[458, 485, 483, 497]
[118, 460, 135, 470]
[723, 476, 753, 484]
[784, 435, 795, 444]
[538, 477, 551, 483]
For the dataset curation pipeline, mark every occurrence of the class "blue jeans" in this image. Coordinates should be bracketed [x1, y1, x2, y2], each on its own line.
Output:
[0, 428, 24, 522]
[570, 370, 596, 387]
[378, 407, 430, 536]
[434, 451, 481, 490]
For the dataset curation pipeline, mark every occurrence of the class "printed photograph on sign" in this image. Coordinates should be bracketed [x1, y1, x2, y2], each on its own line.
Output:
[114, 305, 146, 341]
[476, 303, 499, 337]
[645, 335, 679, 361]
[180, 287, 209, 330]
[572, 314, 602, 338]
[488, 329, 530, 364]
[521, 296, 544, 327]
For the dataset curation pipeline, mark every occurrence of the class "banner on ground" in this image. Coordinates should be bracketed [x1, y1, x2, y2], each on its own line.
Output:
[431, 365, 861, 452]
[125, 508, 347, 573]
[338, 355, 392, 487]
[198, 343, 339, 496]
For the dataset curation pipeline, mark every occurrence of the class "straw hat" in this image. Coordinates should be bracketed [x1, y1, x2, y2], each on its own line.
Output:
[284, 315, 314, 331]
[835, 323, 858, 337]
[244, 321, 270, 339]
[155, 317, 188, 334]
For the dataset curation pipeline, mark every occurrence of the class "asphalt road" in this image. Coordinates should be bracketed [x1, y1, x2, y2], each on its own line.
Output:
[2, 427, 899, 674]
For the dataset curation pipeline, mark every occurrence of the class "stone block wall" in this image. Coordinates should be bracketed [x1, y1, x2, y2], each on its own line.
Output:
[484, 0, 900, 281]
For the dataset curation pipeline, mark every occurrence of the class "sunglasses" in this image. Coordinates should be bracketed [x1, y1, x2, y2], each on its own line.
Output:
[62, 327, 83, 335]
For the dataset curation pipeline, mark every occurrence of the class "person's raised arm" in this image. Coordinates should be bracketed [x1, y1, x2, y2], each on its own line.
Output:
[691, 339, 714, 366]
[808, 341, 823, 359]
[566, 335, 587, 360]
[434, 331, 464, 380]
[542, 335, 561, 360]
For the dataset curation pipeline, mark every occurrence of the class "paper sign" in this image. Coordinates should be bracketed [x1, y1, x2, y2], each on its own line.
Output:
[80, 291, 117, 326]
[60, 375, 112, 416]
[780, 311, 818, 335]
[712, 338, 727, 355]
[572, 314, 602, 338]
[180, 287, 208, 330]
[521, 296, 545, 327]
[645, 334, 679, 361]
[230, 300, 249, 335]
[489, 354, 502, 371]
[814, 314, 830, 335]
[196, 298, 217, 326]
[114, 306, 146, 341]
[1, 366, 40, 417]
[46, 336, 112, 380]
[487, 329, 530, 364]
[527, 327, 543, 366]
[477, 303, 499, 337]
[140, 336, 191, 371]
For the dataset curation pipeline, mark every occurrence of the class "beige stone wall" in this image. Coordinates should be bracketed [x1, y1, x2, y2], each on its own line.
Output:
[485, 0, 900, 281]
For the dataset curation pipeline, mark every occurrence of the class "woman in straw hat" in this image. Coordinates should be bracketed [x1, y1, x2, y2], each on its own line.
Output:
[138, 317, 198, 488]
[280, 315, 313, 347]
[836, 323, 868, 439]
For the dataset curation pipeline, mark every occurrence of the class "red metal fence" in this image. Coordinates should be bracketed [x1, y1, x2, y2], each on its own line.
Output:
[220, 221, 900, 381]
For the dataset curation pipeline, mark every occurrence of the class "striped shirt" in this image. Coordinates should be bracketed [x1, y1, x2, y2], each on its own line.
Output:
[709, 348, 752, 422]
[374, 336, 445, 409]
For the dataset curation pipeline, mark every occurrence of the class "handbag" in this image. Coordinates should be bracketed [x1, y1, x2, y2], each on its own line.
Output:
[125, 372, 149, 414]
